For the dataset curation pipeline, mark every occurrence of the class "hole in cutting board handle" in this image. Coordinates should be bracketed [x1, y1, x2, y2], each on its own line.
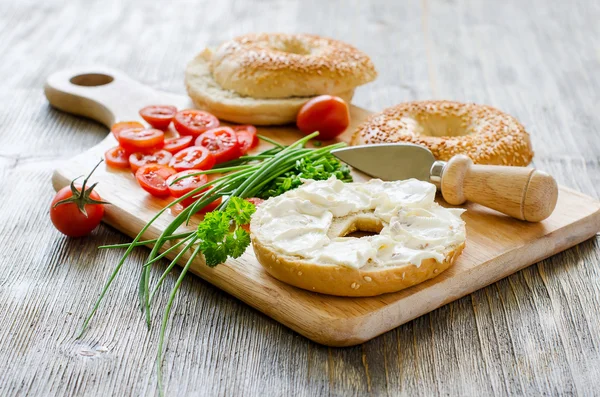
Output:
[70, 73, 114, 87]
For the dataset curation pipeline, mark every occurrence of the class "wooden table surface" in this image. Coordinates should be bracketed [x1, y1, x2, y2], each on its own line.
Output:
[1, 0, 599, 395]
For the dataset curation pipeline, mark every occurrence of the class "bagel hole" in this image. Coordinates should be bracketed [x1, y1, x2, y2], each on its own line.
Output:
[414, 114, 471, 137]
[273, 39, 312, 55]
[340, 217, 383, 239]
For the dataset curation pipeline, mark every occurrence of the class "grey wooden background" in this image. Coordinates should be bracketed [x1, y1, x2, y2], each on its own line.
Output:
[1, 0, 599, 395]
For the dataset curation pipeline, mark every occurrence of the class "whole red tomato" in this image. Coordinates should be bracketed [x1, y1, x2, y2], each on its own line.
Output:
[296, 95, 350, 140]
[50, 160, 109, 237]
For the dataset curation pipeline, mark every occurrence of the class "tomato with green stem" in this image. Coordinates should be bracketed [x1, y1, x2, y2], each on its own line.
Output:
[50, 160, 109, 237]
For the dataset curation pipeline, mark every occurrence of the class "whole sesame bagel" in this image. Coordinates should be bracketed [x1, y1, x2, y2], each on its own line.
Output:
[185, 49, 355, 125]
[351, 100, 534, 166]
[250, 178, 467, 297]
[210, 33, 377, 99]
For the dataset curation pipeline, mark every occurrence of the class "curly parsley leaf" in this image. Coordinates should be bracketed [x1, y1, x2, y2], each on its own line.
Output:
[225, 196, 256, 226]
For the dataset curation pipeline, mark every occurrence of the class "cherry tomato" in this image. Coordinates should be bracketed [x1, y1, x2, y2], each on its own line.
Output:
[173, 109, 219, 137]
[139, 105, 177, 130]
[129, 150, 173, 173]
[169, 146, 216, 172]
[163, 135, 193, 154]
[245, 197, 265, 207]
[165, 170, 221, 211]
[111, 121, 144, 140]
[296, 95, 350, 140]
[166, 170, 208, 198]
[233, 125, 259, 154]
[195, 127, 242, 164]
[170, 197, 222, 215]
[50, 161, 107, 237]
[104, 146, 130, 168]
[118, 128, 165, 153]
[135, 164, 177, 197]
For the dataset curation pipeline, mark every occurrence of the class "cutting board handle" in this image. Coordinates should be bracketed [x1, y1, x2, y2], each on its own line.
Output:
[440, 155, 558, 222]
[44, 67, 186, 129]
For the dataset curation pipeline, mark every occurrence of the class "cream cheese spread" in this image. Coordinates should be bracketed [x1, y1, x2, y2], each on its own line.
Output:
[251, 177, 466, 269]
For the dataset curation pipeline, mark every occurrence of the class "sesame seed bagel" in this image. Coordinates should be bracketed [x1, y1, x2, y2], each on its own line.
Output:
[210, 33, 377, 99]
[185, 49, 355, 125]
[250, 178, 467, 297]
[351, 100, 534, 166]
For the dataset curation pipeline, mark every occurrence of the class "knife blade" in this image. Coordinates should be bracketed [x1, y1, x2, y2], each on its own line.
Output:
[331, 143, 558, 222]
[331, 143, 438, 183]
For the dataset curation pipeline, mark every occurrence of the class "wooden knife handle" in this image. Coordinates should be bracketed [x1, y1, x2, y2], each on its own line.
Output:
[439, 155, 558, 222]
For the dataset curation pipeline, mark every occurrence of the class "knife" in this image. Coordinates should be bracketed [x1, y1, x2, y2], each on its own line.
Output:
[331, 143, 558, 222]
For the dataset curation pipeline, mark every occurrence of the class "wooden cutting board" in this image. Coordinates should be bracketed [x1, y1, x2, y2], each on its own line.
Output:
[45, 67, 600, 346]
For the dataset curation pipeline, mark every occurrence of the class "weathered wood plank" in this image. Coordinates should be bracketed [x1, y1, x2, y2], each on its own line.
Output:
[0, 0, 599, 396]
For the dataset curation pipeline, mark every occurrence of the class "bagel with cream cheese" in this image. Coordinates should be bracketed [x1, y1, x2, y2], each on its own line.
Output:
[250, 177, 466, 297]
[185, 33, 377, 125]
[351, 100, 534, 166]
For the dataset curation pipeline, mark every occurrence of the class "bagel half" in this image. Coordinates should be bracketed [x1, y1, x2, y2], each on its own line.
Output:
[185, 49, 355, 125]
[252, 213, 465, 297]
[250, 178, 467, 297]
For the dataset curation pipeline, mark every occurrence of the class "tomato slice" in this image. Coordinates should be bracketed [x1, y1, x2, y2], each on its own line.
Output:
[118, 128, 165, 153]
[104, 146, 130, 168]
[232, 125, 257, 136]
[163, 135, 193, 154]
[166, 170, 208, 198]
[236, 130, 259, 154]
[169, 146, 216, 172]
[173, 109, 219, 137]
[245, 197, 265, 207]
[195, 127, 242, 164]
[129, 150, 173, 173]
[111, 121, 144, 140]
[135, 164, 177, 197]
[139, 105, 177, 130]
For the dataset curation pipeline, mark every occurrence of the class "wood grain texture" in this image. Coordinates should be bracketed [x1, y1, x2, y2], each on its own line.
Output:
[1, 0, 599, 396]
[46, 68, 600, 346]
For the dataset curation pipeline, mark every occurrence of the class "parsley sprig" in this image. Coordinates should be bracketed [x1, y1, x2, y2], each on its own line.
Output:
[82, 132, 351, 395]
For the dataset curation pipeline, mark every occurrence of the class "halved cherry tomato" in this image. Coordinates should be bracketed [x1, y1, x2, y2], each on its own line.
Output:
[195, 127, 242, 164]
[165, 170, 221, 211]
[163, 135, 193, 154]
[129, 150, 173, 173]
[296, 95, 350, 140]
[232, 125, 257, 136]
[104, 146, 130, 168]
[139, 105, 177, 130]
[135, 164, 177, 197]
[236, 130, 259, 154]
[111, 121, 144, 140]
[173, 109, 219, 137]
[118, 128, 165, 153]
[245, 197, 265, 207]
[169, 146, 216, 172]
[170, 196, 222, 215]
[166, 170, 208, 198]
